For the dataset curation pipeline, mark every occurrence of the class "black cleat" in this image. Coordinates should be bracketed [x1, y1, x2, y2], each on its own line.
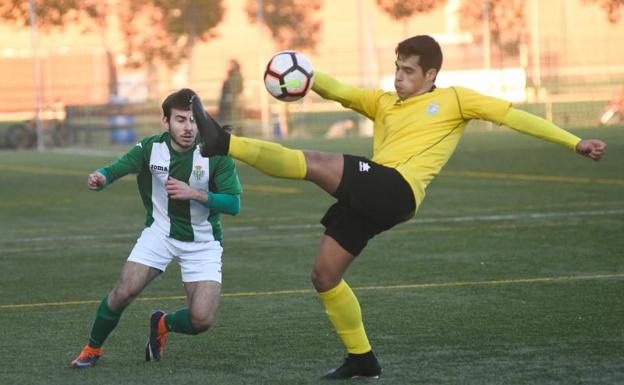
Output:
[322, 351, 382, 380]
[190, 95, 230, 157]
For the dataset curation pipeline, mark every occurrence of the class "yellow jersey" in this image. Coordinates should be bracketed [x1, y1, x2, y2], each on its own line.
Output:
[313, 71, 512, 206]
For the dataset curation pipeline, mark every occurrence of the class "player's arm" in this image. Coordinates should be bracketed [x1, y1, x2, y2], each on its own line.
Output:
[208, 156, 242, 215]
[86, 142, 145, 191]
[167, 156, 242, 215]
[87, 170, 106, 191]
[312, 70, 383, 120]
[502, 108, 607, 161]
[455, 87, 607, 161]
[205, 192, 240, 215]
[165, 177, 241, 215]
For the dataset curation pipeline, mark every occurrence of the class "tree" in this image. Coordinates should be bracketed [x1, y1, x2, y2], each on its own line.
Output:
[1, 1, 226, 89]
[376, 0, 445, 36]
[0, 0, 118, 94]
[118, 0, 225, 71]
[459, 0, 526, 63]
[0, 0, 106, 30]
[244, 0, 323, 51]
[583, 0, 624, 23]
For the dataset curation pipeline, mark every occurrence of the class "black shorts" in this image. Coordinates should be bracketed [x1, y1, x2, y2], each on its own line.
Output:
[321, 155, 416, 256]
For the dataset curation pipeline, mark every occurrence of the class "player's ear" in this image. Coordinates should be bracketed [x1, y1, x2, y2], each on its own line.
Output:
[425, 68, 438, 82]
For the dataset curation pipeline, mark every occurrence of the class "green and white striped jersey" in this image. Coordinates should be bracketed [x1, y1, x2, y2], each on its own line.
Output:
[99, 133, 242, 242]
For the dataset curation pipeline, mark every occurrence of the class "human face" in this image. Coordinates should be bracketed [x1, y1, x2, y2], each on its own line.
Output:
[165, 108, 197, 152]
[394, 55, 437, 100]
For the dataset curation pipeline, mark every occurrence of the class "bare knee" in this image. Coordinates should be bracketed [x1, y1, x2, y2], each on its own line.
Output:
[189, 312, 216, 333]
[304, 152, 342, 174]
[108, 284, 140, 311]
[311, 267, 341, 293]
[303, 151, 327, 169]
[303, 151, 343, 194]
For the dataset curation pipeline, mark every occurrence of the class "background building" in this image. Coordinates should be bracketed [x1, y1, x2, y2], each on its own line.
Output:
[0, 0, 622, 145]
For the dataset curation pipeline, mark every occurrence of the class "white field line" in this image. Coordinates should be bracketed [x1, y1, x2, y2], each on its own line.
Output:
[3, 208, 623, 244]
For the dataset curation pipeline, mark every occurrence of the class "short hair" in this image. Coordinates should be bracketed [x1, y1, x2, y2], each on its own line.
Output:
[161, 88, 197, 121]
[395, 35, 443, 74]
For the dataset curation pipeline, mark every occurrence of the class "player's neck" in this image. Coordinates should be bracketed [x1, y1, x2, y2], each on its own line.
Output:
[169, 136, 194, 153]
[400, 84, 436, 101]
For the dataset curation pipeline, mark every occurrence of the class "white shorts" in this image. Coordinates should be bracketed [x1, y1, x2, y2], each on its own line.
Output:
[127, 227, 223, 283]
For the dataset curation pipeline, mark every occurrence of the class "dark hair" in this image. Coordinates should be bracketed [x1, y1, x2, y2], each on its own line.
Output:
[395, 35, 443, 74]
[161, 88, 197, 121]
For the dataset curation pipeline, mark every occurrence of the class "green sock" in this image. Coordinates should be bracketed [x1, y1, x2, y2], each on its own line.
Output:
[88, 296, 122, 348]
[164, 308, 200, 335]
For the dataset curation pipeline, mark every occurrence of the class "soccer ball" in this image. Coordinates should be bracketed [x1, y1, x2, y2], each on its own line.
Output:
[264, 51, 314, 102]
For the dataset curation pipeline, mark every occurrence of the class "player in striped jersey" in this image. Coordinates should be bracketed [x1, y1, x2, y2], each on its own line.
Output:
[71, 88, 242, 368]
[192, 35, 606, 380]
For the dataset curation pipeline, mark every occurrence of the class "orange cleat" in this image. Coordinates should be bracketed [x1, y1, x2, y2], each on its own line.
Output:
[145, 310, 168, 361]
[70, 345, 102, 368]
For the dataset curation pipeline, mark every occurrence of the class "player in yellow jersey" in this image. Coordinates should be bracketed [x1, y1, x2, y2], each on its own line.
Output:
[191, 35, 606, 380]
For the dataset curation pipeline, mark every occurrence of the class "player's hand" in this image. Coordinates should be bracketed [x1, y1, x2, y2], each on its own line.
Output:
[87, 171, 106, 191]
[166, 177, 206, 203]
[575, 139, 607, 161]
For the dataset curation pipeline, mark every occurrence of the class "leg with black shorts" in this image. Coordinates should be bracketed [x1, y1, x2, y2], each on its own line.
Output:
[191, 96, 415, 380]
[315, 155, 415, 379]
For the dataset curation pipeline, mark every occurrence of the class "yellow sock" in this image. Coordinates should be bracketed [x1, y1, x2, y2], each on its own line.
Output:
[228, 135, 307, 179]
[319, 280, 372, 354]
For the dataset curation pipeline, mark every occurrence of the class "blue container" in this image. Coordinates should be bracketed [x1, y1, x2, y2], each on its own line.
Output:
[110, 115, 136, 144]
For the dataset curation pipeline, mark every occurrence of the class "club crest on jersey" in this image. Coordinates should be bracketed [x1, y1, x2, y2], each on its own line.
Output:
[192, 165, 205, 181]
[427, 102, 440, 116]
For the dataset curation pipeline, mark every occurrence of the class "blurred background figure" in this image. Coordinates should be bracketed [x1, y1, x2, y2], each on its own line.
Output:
[325, 119, 354, 139]
[217, 59, 245, 132]
[598, 85, 624, 125]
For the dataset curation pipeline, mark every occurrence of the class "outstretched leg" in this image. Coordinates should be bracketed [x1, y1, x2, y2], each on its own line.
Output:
[191, 95, 344, 195]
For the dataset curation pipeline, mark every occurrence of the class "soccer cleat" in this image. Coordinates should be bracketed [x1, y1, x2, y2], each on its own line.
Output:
[322, 351, 382, 380]
[145, 310, 169, 362]
[190, 95, 230, 157]
[70, 345, 102, 369]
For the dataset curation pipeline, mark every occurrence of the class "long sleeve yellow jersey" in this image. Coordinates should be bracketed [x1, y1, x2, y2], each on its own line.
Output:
[312, 70, 580, 207]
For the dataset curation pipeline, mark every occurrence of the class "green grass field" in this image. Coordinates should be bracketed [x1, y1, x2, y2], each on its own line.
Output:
[1, 126, 623, 384]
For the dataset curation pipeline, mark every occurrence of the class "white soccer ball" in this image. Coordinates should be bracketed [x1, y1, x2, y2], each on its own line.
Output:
[264, 51, 314, 102]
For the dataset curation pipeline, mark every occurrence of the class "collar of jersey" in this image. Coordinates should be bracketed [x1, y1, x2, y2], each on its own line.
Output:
[395, 85, 437, 105]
